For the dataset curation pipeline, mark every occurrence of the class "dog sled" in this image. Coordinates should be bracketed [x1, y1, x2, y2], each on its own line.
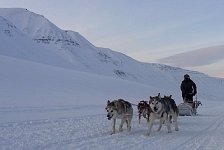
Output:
[178, 95, 202, 116]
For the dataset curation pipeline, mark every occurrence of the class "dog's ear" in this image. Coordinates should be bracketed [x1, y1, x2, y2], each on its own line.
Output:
[169, 95, 172, 98]
[158, 93, 161, 99]
[107, 100, 110, 104]
[144, 101, 148, 106]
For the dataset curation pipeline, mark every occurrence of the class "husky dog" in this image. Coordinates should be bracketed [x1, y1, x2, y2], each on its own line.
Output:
[147, 93, 179, 136]
[105, 99, 133, 134]
[163, 95, 179, 122]
[137, 100, 151, 123]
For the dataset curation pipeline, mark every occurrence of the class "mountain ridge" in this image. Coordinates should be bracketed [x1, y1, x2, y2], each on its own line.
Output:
[0, 8, 223, 94]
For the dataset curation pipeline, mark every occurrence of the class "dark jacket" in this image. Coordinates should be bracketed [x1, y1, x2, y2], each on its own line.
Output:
[181, 78, 197, 97]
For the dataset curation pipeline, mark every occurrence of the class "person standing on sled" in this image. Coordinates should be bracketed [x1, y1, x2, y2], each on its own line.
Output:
[180, 74, 197, 104]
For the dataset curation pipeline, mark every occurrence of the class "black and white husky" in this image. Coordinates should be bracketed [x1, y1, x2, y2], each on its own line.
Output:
[105, 99, 133, 134]
[147, 93, 179, 136]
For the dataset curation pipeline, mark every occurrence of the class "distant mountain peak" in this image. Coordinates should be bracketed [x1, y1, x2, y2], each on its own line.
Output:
[0, 8, 98, 51]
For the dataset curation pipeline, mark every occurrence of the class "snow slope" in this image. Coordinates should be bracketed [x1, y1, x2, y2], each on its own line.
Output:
[0, 54, 224, 150]
[0, 15, 78, 69]
[0, 55, 162, 122]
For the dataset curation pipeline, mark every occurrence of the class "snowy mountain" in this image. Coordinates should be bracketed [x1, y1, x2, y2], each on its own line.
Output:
[0, 9, 169, 82]
[0, 15, 77, 69]
[0, 8, 223, 99]
[0, 8, 132, 74]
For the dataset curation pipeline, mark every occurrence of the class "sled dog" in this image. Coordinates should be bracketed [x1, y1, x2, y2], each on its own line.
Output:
[105, 99, 133, 134]
[147, 93, 179, 136]
[137, 100, 151, 123]
[163, 95, 179, 122]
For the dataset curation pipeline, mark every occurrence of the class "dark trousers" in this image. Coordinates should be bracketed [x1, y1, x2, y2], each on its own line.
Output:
[182, 93, 193, 103]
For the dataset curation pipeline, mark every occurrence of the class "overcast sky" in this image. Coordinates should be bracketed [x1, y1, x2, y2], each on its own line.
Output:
[0, 0, 224, 77]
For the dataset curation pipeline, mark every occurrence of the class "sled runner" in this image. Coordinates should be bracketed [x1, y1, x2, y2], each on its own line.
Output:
[178, 95, 202, 116]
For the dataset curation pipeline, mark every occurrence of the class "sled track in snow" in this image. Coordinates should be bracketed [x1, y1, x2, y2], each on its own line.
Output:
[173, 116, 224, 150]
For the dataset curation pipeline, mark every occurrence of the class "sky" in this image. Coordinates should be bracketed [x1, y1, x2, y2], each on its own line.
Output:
[0, 0, 224, 77]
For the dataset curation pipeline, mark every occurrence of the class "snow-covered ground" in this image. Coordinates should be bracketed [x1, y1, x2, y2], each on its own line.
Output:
[1, 102, 224, 150]
[1, 55, 224, 150]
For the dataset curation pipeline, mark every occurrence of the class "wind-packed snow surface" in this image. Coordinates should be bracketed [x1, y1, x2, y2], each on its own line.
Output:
[0, 8, 224, 150]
